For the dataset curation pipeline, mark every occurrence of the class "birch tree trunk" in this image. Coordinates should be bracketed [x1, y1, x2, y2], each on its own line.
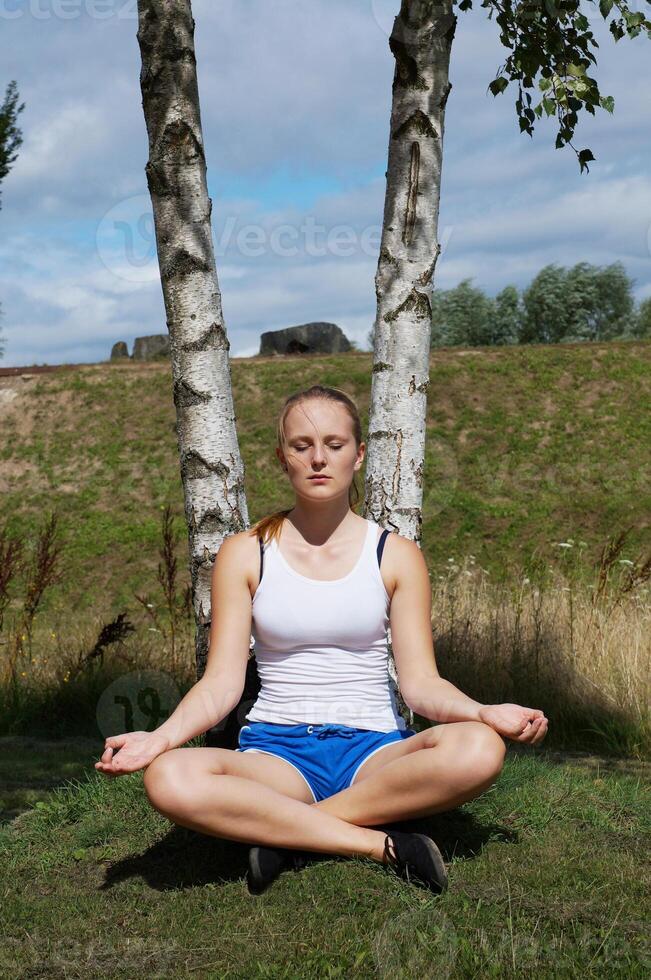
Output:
[364, 0, 456, 723]
[137, 0, 259, 747]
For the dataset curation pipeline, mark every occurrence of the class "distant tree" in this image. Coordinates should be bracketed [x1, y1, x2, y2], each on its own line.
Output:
[521, 261, 636, 344]
[488, 284, 522, 345]
[521, 263, 570, 344]
[0, 80, 25, 360]
[431, 278, 494, 347]
[0, 80, 24, 212]
[430, 278, 522, 348]
[563, 260, 634, 341]
[628, 296, 651, 339]
[427, 262, 639, 349]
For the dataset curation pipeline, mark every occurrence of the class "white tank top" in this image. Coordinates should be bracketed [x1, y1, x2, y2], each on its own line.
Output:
[246, 518, 406, 732]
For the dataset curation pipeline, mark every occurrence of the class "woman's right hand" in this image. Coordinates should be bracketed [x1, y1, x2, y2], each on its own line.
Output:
[94, 730, 170, 777]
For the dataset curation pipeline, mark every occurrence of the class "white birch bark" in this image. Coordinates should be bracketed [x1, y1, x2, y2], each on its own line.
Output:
[365, 0, 456, 723]
[137, 1, 258, 744]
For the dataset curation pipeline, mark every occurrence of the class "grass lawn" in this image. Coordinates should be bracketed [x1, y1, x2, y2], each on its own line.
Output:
[1, 741, 648, 977]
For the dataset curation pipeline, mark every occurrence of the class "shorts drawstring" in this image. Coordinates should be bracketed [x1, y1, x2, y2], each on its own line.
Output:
[312, 725, 356, 740]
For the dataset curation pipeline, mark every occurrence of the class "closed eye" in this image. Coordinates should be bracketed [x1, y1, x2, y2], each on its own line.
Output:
[295, 445, 343, 451]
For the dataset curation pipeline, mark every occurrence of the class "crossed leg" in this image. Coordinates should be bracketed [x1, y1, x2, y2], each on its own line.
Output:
[142, 721, 505, 863]
[314, 720, 507, 826]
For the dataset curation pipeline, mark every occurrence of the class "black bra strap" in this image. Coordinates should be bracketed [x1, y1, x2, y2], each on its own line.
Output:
[258, 535, 264, 591]
[377, 528, 390, 568]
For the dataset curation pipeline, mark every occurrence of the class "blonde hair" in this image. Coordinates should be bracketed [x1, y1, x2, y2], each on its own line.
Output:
[248, 384, 363, 546]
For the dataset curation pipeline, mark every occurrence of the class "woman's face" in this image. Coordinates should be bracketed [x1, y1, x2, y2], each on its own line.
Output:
[277, 399, 364, 498]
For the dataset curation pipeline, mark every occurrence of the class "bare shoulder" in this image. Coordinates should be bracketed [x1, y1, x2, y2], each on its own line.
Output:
[215, 529, 261, 600]
[380, 531, 429, 601]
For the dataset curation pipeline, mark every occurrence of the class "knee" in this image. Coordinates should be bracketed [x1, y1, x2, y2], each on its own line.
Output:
[142, 749, 186, 812]
[463, 721, 506, 781]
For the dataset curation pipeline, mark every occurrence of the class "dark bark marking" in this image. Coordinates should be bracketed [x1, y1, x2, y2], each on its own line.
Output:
[161, 118, 204, 165]
[180, 321, 230, 353]
[162, 247, 211, 279]
[383, 288, 432, 323]
[408, 375, 430, 395]
[402, 141, 420, 246]
[392, 109, 438, 140]
[440, 80, 452, 112]
[380, 246, 399, 268]
[389, 37, 429, 92]
[173, 378, 210, 409]
[182, 449, 231, 480]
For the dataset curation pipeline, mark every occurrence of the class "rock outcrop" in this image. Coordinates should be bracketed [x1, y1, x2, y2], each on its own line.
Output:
[110, 335, 170, 361]
[259, 322, 351, 356]
[110, 341, 129, 360]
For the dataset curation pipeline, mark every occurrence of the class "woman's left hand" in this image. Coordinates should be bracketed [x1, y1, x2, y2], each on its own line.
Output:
[478, 703, 548, 744]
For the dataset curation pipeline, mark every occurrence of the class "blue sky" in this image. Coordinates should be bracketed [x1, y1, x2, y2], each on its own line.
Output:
[1, 0, 650, 367]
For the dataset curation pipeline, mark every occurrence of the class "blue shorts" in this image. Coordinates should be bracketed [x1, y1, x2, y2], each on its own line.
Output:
[235, 721, 418, 803]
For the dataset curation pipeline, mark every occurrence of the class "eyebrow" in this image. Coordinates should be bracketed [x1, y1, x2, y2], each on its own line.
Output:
[288, 433, 349, 442]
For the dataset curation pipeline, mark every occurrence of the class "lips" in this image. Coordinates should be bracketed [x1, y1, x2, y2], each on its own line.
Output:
[308, 476, 331, 480]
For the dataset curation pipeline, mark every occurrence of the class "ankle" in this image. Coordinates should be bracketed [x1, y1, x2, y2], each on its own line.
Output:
[366, 830, 392, 864]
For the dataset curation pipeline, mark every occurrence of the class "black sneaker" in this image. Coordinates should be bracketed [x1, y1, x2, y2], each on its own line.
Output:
[247, 845, 308, 893]
[383, 831, 448, 894]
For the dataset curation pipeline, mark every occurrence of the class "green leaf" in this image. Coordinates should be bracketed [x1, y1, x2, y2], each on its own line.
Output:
[489, 76, 509, 97]
[578, 148, 595, 174]
[599, 0, 614, 16]
[539, 77, 553, 93]
[600, 94, 615, 113]
[609, 20, 625, 41]
[542, 97, 556, 117]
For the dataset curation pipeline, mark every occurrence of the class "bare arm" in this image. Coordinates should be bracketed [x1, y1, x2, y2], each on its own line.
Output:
[95, 533, 253, 776]
[153, 534, 253, 749]
[389, 537, 548, 743]
[389, 537, 484, 724]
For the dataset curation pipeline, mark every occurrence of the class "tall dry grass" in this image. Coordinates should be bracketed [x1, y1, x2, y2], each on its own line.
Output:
[425, 531, 650, 757]
[1, 511, 649, 757]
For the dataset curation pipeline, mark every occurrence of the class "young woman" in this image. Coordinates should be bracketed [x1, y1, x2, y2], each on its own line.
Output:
[95, 384, 548, 894]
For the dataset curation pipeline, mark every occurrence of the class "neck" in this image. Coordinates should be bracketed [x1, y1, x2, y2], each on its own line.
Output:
[286, 497, 359, 545]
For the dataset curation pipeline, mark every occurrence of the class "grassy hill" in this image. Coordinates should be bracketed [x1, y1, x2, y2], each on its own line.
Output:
[1, 340, 649, 621]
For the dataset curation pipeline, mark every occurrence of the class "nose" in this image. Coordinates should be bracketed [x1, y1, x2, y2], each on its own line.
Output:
[309, 443, 327, 467]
